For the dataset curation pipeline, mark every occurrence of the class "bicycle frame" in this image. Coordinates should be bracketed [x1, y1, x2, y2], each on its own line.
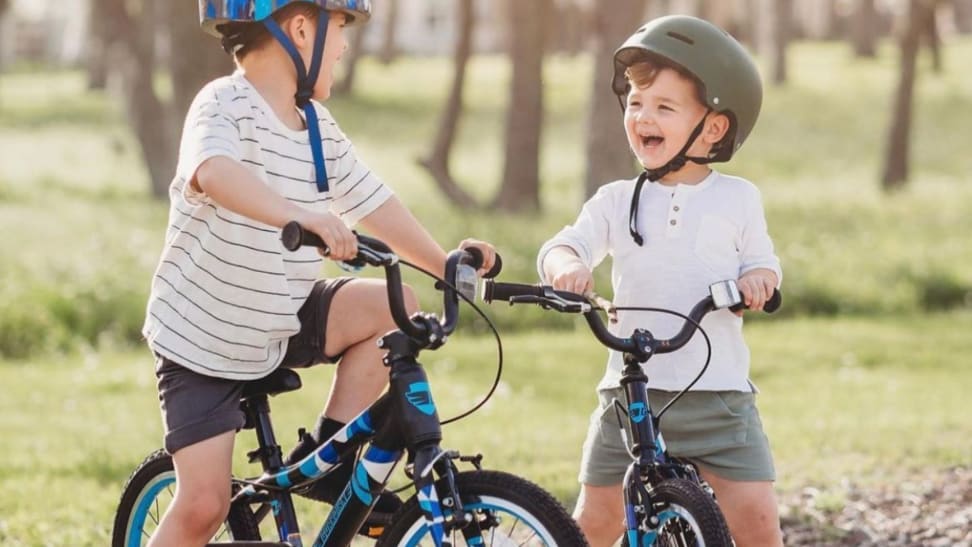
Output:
[233, 346, 465, 547]
[224, 223, 497, 547]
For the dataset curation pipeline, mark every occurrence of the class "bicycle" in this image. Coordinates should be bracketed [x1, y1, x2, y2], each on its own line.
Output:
[482, 278, 781, 547]
[111, 221, 588, 547]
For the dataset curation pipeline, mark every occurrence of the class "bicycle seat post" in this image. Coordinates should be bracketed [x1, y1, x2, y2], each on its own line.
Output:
[242, 394, 285, 472]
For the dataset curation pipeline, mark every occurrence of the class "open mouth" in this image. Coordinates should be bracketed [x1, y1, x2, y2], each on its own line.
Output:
[640, 135, 664, 148]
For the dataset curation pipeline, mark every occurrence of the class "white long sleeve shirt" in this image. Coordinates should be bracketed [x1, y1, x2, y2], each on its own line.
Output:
[143, 72, 392, 380]
[538, 170, 781, 392]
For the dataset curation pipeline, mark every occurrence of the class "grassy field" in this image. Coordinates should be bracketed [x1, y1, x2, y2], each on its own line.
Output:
[1, 37, 971, 545]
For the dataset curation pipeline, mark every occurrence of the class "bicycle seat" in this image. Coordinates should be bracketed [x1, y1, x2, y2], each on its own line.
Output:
[241, 368, 302, 400]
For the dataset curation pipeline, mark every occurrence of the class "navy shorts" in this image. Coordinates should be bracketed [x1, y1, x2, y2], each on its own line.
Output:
[156, 277, 354, 454]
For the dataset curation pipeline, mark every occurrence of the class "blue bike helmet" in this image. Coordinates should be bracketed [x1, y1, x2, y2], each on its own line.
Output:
[199, 0, 372, 37]
[198, 0, 373, 193]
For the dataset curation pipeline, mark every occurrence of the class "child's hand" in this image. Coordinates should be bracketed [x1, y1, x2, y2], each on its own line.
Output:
[458, 239, 498, 276]
[298, 211, 358, 261]
[735, 269, 779, 315]
[550, 261, 594, 295]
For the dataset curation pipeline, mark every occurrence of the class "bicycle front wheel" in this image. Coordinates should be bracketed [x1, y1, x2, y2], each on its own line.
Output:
[622, 478, 732, 547]
[376, 470, 587, 546]
[111, 449, 261, 546]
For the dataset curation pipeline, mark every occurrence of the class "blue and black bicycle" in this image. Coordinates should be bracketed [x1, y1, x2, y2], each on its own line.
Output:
[111, 222, 587, 547]
[483, 278, 781, 547]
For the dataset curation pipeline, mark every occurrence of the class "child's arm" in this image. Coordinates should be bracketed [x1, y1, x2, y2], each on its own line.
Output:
[193, 156, 360, 260]
[541, 246, 594, 295]
[358, 196, 496, 278]
[737, 185, 782, 313]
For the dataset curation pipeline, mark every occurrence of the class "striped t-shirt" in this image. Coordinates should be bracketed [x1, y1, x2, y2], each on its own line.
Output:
[143, 72, 392, 380]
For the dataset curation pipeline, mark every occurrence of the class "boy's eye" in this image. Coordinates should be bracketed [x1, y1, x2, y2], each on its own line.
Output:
[659, 105, 674, 112]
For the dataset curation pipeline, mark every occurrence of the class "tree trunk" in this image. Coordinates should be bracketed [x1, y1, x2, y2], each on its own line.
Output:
[881, 0, 932, 191]
[771, 0, 792, 85]
[417, 0, 479, 209]
[377, 0, 399, 64]
[584, 0, 644, 199]
[334, 24, 368, 96]
[167, 1, 232, 122]
[112, 0, 174, 198]
[955, 0, 972, 33]
[924, 1, 942, 73]
[86, 0, 114, 89]
[852, 0, 878, 57]
[492, 0, 549, 212]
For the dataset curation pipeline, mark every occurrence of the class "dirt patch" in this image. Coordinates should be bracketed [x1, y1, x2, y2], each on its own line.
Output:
[780, 467, 971, 546]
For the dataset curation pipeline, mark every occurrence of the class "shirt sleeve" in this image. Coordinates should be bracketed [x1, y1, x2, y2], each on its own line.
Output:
[319, 109, 393, 226]
[536, 186, 613, 282]
[738, 186, 783, 285]
[178, 84, 243, 205]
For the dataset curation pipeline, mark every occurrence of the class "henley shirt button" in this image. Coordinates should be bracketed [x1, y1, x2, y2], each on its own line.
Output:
[670, 219, 677, 226]
[673, 206, 680, 212]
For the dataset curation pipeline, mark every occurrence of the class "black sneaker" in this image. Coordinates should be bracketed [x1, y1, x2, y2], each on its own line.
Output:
[285, 431, 403, 538]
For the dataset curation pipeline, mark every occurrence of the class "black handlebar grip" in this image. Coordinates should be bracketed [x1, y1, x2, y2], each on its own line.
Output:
[463, 248, 504, 279]
[281, 221, 327, 252]
[730, 288, 782, 314]
[481, 281, 543, 303]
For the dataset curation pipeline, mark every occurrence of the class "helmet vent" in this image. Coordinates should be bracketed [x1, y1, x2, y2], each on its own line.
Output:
[666, 31, 695, 45]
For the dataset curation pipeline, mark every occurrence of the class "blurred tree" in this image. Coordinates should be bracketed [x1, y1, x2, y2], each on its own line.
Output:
[378, 0, 399, 64]
[924, 0, 943, 73]
[167, 2, 232, 121]
[418, 0, 479, 209]
[852, 0, 879, 57]
[956, 0, 972, 33]
[771, 0, 793, 85]
[882, 0, 937, 190]
[91, 0, 230, 198]
[112, 0, 173, 198]
[493, 0, 551, 212]
[583, 0, 644, 199]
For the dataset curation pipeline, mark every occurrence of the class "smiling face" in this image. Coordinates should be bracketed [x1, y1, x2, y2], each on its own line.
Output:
[623, 62, 729, 182]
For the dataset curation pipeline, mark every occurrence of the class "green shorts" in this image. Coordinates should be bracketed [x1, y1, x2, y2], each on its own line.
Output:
[578, 387, 776, 484]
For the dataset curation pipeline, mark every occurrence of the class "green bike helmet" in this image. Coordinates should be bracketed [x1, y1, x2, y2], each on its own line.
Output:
[199, 0, 372, 37]
[612, 14, 762, 162]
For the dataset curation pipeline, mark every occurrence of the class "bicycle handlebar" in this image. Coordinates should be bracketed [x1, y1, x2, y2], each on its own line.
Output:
[282, 221, 501, 342]
[483, 280, 780, 359]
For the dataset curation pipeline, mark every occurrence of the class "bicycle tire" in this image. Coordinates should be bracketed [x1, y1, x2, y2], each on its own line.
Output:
[621, 478, 732, 547]
[111, 449, 261, 546]
[376, 469, 588, 546]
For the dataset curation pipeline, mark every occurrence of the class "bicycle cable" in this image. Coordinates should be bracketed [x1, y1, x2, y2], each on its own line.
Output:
[398, 259, 504, 426]
[604, 306, 712, 421]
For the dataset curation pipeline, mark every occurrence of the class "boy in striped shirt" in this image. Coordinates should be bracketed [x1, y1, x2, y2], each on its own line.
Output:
[142, 2, 497, 545]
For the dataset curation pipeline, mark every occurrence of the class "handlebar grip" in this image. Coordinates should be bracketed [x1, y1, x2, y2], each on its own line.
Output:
[729, 288, 782, 314]
[462, 248, 504, 279]
[482, 281, 588, 304]
[482, 281, 543, 303]
[281, 221, 327, 252]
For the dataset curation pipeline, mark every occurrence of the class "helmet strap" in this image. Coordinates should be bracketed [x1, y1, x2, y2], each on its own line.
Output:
[628, 109, 714, 246]
[263, 13, 331, 192]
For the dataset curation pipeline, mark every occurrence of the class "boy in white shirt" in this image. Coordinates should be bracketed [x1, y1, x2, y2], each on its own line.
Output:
[142, 2, 496, 545]
[538, 15, 783, 547]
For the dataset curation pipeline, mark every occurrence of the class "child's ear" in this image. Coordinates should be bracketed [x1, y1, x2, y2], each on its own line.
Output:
[285, 14, 309, 46]
[703, 112, 731, 144]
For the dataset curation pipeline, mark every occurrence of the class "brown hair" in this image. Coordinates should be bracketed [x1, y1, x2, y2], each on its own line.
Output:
[625, 57, 706, 106]
[218, 4, 321, 61]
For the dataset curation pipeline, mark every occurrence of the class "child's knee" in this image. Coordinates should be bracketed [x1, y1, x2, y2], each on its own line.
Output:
[173, 488, 230, 536]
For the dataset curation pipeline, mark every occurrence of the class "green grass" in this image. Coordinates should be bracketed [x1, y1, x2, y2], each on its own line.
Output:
[1, 313, 970, 545]
[1, 37, 972, 544]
